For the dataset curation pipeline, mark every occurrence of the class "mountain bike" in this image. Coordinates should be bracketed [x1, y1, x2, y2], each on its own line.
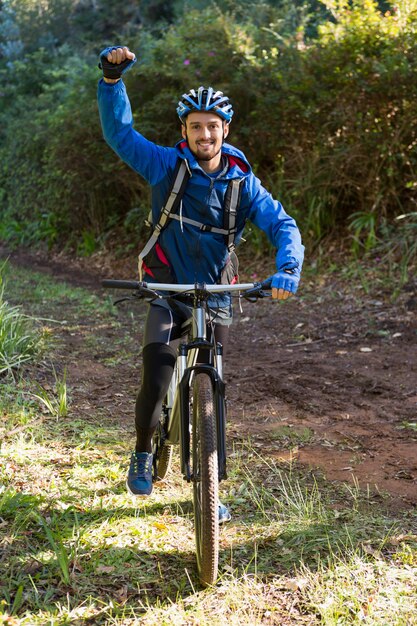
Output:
[102, 278, 272, 586]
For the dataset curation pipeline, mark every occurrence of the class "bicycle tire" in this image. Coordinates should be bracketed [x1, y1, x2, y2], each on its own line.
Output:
[152, 414, 173, 481]
[192, 372, 219, 586]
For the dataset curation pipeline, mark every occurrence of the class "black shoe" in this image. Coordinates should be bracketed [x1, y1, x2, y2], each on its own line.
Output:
[127, 451, 153, 496]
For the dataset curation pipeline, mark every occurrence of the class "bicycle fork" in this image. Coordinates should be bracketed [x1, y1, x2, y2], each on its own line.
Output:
[178, 355, 227, 484]
[165, 295, 228, 483]
[163, 347, 227, 482]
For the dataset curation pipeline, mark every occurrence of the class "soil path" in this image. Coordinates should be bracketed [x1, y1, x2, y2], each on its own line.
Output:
[5, 246, 417, 507]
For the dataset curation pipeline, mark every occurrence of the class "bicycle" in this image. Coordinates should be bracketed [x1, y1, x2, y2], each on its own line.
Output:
[102, 278, 272, 586]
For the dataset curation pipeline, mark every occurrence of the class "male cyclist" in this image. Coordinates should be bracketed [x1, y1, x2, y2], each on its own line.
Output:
[97, 47, 304, 521]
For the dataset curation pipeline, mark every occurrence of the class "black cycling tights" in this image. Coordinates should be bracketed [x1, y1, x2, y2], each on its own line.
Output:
[135, 304, 229, 453]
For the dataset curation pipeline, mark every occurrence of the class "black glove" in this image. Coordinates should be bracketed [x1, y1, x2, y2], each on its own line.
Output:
[98, 46, 137, 79]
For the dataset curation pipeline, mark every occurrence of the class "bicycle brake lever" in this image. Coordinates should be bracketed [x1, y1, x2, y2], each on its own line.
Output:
[261, 276, 273, 290]
[242, 278, 273, 300]
[140, 287, 161, 299]
[113, 289, 159, 305]
[113, 296, 136, 305]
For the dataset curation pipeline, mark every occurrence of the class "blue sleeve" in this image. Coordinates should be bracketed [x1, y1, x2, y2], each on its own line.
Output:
[97, 79, 176, 185]
[247, 175, 305, 270]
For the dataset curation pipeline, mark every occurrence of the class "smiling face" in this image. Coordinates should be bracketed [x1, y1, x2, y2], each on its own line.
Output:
[182, 111, 229, 172]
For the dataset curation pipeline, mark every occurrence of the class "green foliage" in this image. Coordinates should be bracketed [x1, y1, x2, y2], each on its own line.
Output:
[349, 211, 378, 254]
[0, 0, 142, 54]
[33, 367, 68, 418]
[0, 48, 145, 248]
[375, 211, 417, 283]
[0, 0, 416, 267]
[36, 512, 72, 585]
[76, 230, 98, 257]
[244, 0, 417, 225]
[0, 265, 47, 377]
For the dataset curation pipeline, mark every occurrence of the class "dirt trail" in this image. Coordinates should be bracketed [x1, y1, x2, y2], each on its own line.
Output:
[5, 246, 417, 506]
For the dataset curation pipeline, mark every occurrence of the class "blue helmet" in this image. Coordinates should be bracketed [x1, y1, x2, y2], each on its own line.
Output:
[177, 86, 234, 123]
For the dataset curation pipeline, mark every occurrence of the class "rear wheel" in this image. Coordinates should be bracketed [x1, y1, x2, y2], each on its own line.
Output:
[192, 373, 219, 586]
[152, 408, 173, 481]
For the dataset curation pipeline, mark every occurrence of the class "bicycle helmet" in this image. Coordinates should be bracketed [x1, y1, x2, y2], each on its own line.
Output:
[177, 86, 234, 123]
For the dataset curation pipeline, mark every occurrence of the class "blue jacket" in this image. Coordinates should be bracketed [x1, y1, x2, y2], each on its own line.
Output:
[97, 79, 304, 292]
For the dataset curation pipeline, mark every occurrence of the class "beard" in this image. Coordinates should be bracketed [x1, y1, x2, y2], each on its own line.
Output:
[193, 145, 222, 161]
[185, 131, 225, 162]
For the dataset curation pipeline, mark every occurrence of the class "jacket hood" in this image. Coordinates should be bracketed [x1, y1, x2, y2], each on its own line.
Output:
[174, 139, 252, 178]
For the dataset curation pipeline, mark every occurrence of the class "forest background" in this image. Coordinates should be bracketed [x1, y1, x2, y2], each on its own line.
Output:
[0, 0, 416, 277]
[1, 3, 417, 623]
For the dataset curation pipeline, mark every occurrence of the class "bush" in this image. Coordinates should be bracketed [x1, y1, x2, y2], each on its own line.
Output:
[244, 0, 417, 239]
[0, 49, 145, 248]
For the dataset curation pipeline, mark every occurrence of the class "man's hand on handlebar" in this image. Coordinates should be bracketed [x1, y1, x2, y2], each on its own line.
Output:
[272, 287, 293, 300]
[271, 265, 300, 300]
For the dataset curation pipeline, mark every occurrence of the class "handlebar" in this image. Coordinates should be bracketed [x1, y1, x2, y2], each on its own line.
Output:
[101, 278, 272, 300]
[102, 279, 142, 290]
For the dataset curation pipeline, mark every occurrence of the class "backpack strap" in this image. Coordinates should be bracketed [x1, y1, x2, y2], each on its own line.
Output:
[169, 176, 245, 244]
[223, 177, 244, 252]
[169, 214, 232, 235]
[138, 159, 190, 279]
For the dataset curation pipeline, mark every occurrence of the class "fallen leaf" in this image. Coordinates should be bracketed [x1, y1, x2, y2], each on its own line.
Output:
[23, 559, 43, 574]
[281, 577, 309, 591]
[96, 565, 116, 574]
[114, 585, 128, 603]
[388, 534, 417, 545]
[362, 543, 381, 558]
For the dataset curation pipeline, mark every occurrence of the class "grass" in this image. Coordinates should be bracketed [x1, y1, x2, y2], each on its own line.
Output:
[32, 367, 68, 418]
[1, 258, 416, 625]
[269, 425, 314, 448]
[0, 260, 117, 321]
[2, 403, 417, 625]
[0, 276, 48, 377]
[2, 386, 416, 625]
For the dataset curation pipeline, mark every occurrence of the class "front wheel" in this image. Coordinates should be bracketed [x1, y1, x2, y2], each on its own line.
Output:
[192, 373, 219, 586]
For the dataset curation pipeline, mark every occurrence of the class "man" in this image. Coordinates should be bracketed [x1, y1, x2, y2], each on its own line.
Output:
[97, 47, 304, 519]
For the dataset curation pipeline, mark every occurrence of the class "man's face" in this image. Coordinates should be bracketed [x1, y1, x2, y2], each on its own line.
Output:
[182, 112, 229, 163]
